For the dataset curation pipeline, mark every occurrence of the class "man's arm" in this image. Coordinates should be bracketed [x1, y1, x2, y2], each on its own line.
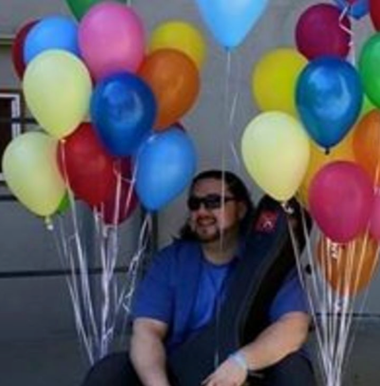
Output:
[203, 311, 310, 386]
[130, 317, 171, 386]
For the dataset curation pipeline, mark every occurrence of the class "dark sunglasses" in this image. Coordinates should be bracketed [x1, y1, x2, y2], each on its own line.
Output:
[187, 194, 236, 211]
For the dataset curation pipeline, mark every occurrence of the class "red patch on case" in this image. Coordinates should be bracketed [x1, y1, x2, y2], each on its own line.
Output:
[255, 211, 279, 233]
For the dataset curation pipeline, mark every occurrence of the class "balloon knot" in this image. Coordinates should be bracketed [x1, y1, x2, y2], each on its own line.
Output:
[281, 201, 294, 215]
[44, 216, 54, 231]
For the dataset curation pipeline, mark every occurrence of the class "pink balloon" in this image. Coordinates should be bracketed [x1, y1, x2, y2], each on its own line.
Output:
[369, 191, 380, 240]
[295, 4, 351, 60]
[79, 1, 145, 80]
[309, 161, 373, 243]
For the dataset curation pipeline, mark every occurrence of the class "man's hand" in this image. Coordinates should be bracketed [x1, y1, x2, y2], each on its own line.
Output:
[202, 357, 247, 386]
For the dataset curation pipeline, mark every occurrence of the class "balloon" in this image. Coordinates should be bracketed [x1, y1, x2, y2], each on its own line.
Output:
[296, 56, 363, 149]
[194, 0, 269, 49]
[359, 34, 380, 108]
[298, 133, 354, 208]
[360, 94, 376, 118]
[139, 49, 200, 130]
[335, 0, 369, 19]
[309, 161, 373, 243]
[369, 191, 380, 240]
[91, 72, 156, 156]
[135, 128, 197, 211]
[23, 50, 92, 139]
[149, 20, 206, 69]
[252, 48, 307, 116]
[24, 16, 80, 64]
[96, 159, 138, 225]
[66, 0, 127, 20]
[11, 20, 38, 79]
[241, 112, 310, 202]
[317, 234, 379, 296]
[370, 0, 380, 29]
[57, 123, 117, 207]
[295, 4, 351, 60]
[353, 110, 380, 185]
[56, 192, 71, 215]
[2, 132, 65, 217]
[79, 2, 145, 80]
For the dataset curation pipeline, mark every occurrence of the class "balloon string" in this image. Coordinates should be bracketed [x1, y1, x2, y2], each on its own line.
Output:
[52, 217, 95, 364]
[339, 5, 355, 65]
[228, 53, 242, 173]
[292, 215, 373, 386]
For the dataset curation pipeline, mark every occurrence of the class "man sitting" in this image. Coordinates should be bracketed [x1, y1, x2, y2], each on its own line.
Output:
[81, 170, 315, 386]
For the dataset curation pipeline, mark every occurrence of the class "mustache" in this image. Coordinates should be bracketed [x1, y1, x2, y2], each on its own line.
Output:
[195, 216, 217, 225]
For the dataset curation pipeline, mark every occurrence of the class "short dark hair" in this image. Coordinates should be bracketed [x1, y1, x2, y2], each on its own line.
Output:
[179, 170, 255, 240]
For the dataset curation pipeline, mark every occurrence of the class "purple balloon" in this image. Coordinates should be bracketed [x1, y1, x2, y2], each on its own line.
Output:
[309, 161, 373, 243]
[295, 4, 351, 60]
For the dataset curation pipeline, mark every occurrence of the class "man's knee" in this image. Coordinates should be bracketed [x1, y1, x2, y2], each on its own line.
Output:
[261, 352, 316, 386]
[81, 352, 140, 386]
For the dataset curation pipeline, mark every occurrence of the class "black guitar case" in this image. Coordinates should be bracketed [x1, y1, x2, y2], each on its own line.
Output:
[168, 196, 310, 386]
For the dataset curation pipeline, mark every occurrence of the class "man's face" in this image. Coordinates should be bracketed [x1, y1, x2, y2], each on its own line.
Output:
[187, 178, 246, 243]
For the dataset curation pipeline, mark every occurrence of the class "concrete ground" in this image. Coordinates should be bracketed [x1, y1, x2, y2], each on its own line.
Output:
[0, 319, 379, 386]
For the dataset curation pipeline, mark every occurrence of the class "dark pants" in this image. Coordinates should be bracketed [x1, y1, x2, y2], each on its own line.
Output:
[81, 351, 316, 386]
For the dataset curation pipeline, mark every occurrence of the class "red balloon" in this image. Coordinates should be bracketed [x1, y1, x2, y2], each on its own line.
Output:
[11, 20, 38, 79]
[370, 0, 380, 30]
[96, 159, 139, 225]
[309, 161, 373, 243]
[57, 123, 117, 206]
[295, 4, 351, 60]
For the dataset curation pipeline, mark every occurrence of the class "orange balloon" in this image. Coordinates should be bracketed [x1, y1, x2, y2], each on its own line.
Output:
[353, 109, 380, 185]
[317, 234, 379, 296]
[138, 49, 200, 130]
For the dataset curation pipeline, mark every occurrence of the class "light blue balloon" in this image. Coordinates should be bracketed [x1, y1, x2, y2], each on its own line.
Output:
[334, 0, 368, 20]
[296, 56, 363, 150]
[194, 0, 269, 49]
[135, 128, 197, 211]
[24, 16, 80, 64]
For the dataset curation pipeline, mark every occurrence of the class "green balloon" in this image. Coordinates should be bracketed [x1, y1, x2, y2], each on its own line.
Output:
[56, 192, 71, 215]
[359, 33, 380, 108]
[360, 94, 376, 118]
[66, 0, 127, 20]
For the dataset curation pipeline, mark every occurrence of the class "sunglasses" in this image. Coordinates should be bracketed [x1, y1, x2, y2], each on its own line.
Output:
[187, 194, 236, 211]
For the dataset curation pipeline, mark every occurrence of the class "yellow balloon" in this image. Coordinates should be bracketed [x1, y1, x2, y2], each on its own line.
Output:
[2, 131, 66, 216]
[149, 20, 206, 69]
[241, 112, 310, 202]
[297, 133, 354, 208]
[252, 48, 307, 116]
[23, 50, 92, 139]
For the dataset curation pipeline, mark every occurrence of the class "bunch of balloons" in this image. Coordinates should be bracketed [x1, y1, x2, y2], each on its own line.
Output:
[3, 0, 204, 223]
[240, 0, 380, 298]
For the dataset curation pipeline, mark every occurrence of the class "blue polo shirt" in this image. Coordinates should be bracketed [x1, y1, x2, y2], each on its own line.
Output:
[132, 240, 307, 351]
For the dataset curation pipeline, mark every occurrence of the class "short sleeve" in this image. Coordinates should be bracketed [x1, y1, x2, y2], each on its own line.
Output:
[131, 246, 175, 325]
[269, 269, 308, 322]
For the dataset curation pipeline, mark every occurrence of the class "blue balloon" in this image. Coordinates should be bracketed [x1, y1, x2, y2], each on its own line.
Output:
[296, 56, 363, 149]
[333, 0, 369, 19]
[195, 0, 269, 49]
[91, 73, 157, 157]
[24, 16, 80, 64]
[135, 128, 197, 211]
